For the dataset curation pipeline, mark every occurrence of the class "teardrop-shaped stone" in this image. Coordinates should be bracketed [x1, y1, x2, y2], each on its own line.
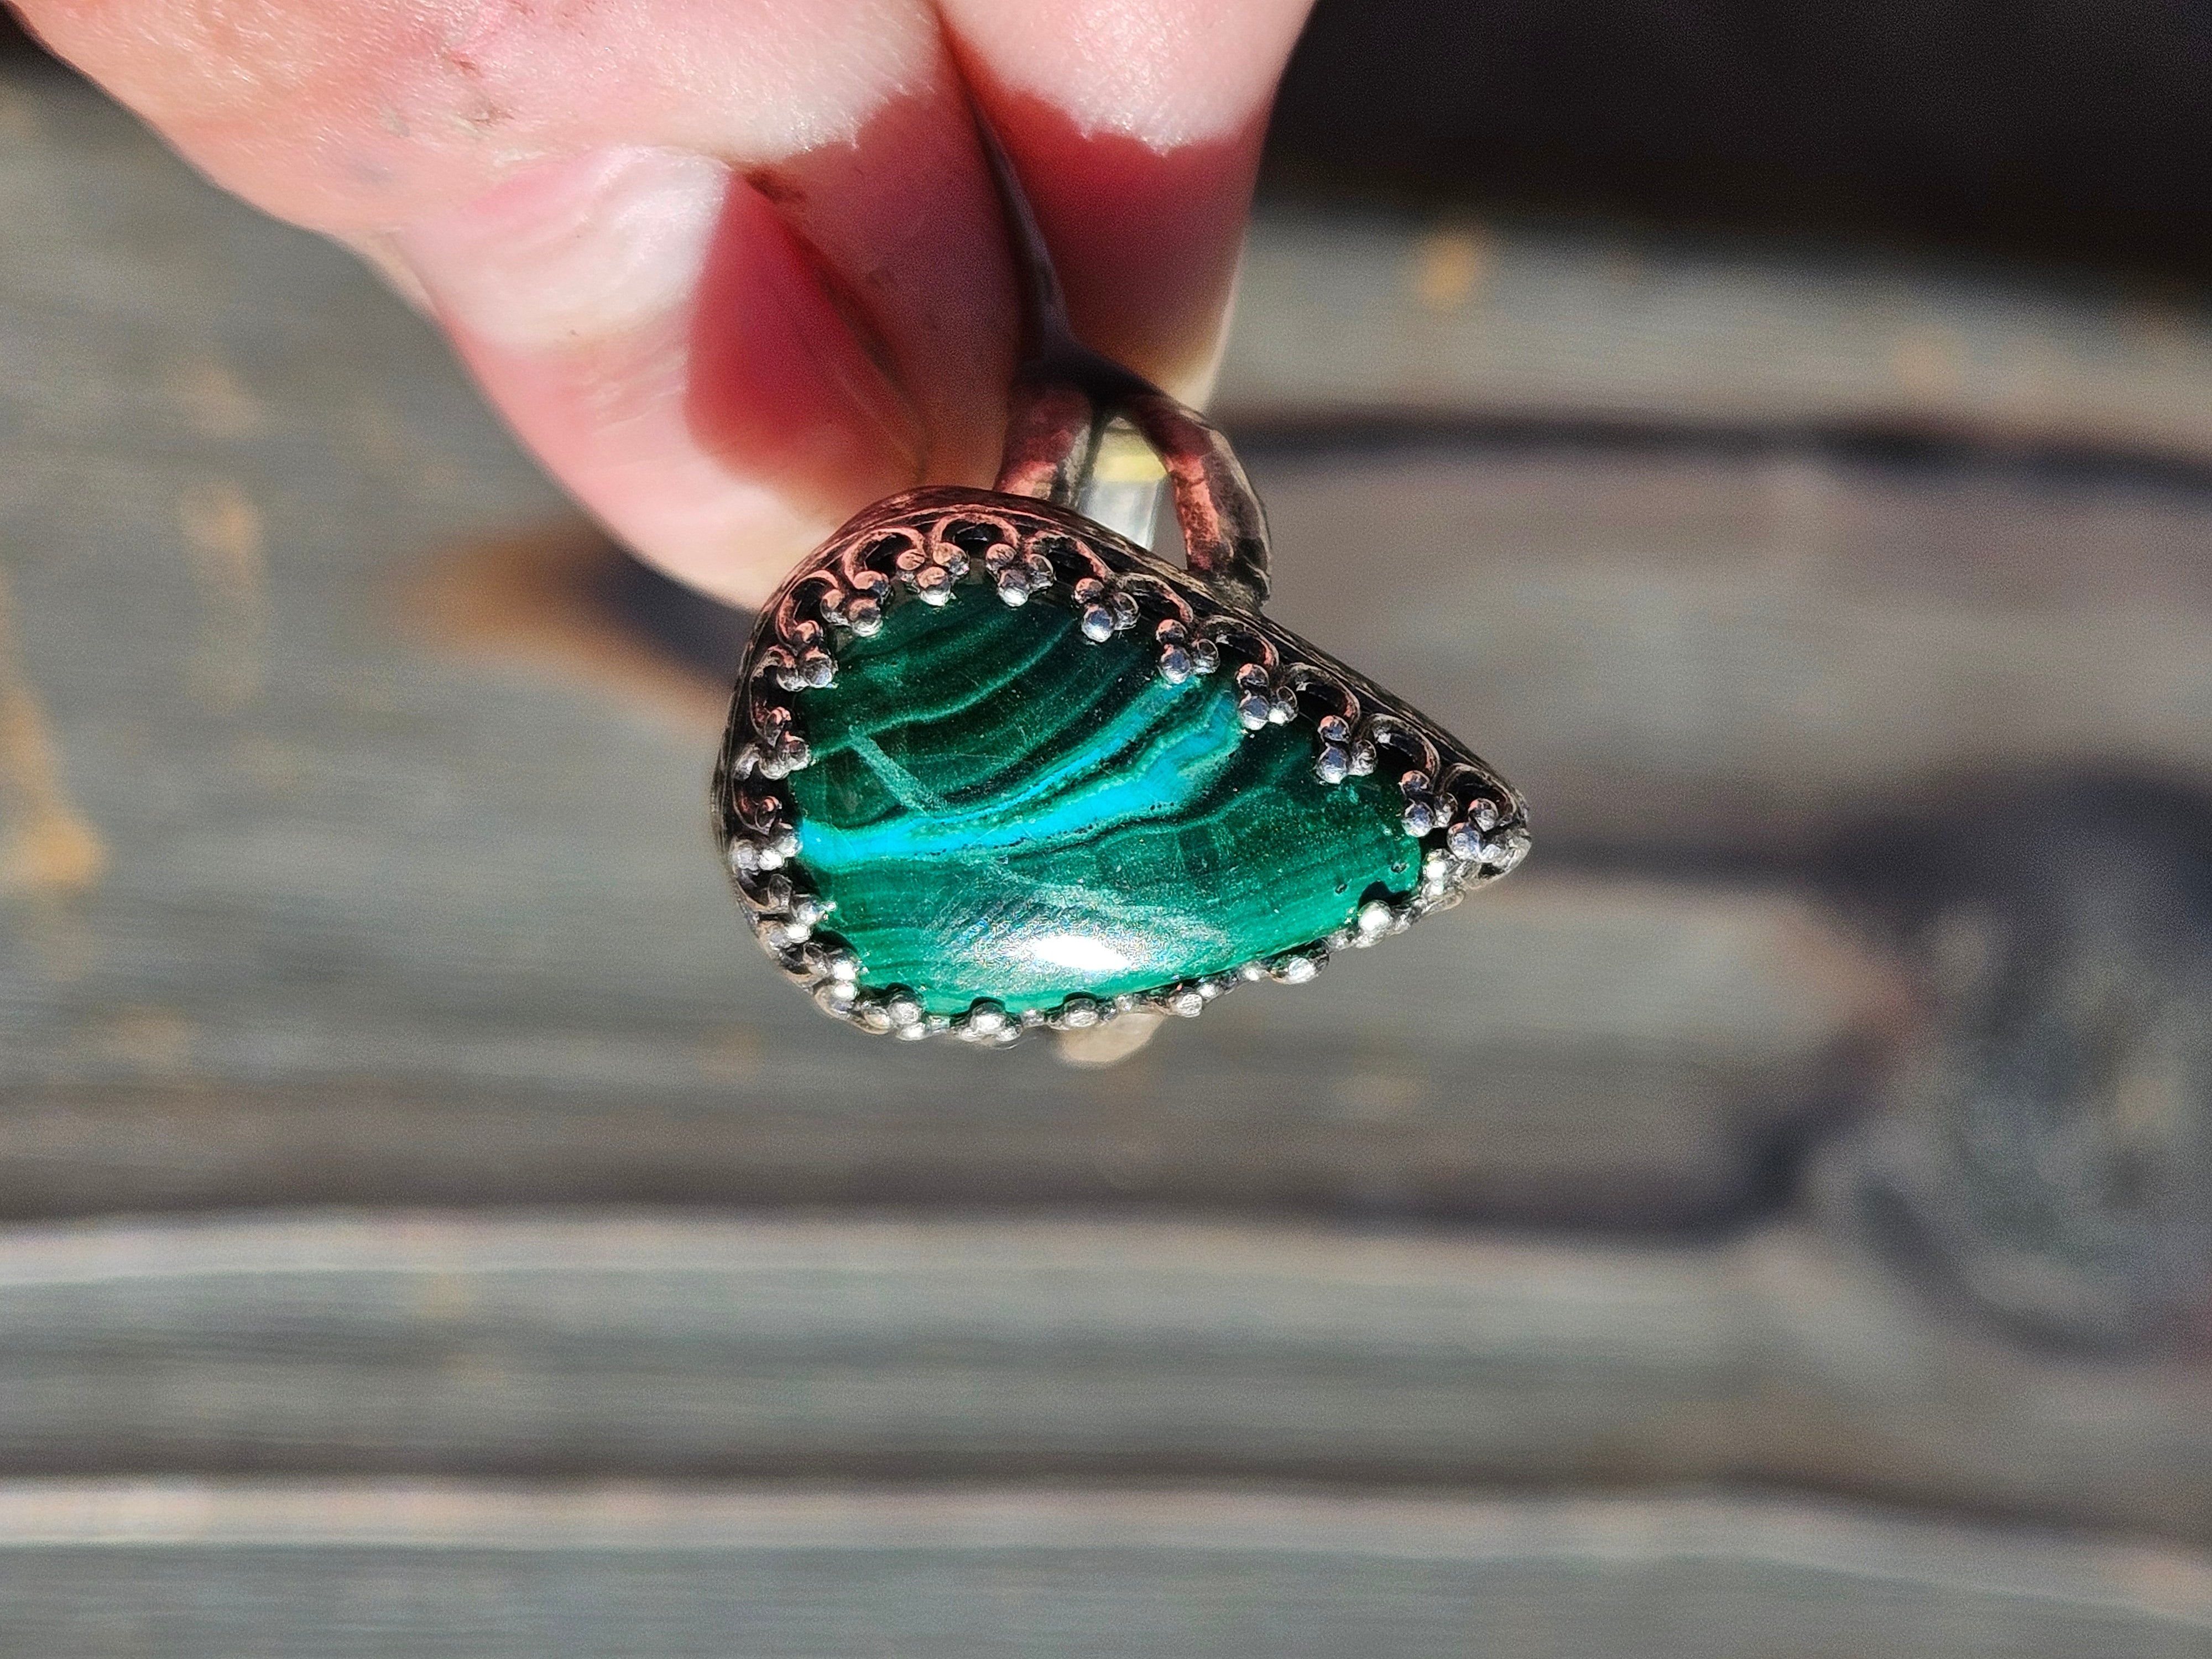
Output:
[786, 589, 1419, 1015]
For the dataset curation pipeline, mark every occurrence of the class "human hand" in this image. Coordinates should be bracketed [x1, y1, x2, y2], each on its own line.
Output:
[11, 0, 1314, 605]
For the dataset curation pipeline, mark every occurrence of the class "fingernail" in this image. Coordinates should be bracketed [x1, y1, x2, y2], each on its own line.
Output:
[942, 0, 1315, 148]
[394, 147, 729, 348]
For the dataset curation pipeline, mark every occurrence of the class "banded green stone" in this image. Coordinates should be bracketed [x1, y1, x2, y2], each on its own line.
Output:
[785, 585, 1418, 1015]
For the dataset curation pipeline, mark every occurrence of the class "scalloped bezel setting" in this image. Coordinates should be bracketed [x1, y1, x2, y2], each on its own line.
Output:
[714, 486, 1530, 1046]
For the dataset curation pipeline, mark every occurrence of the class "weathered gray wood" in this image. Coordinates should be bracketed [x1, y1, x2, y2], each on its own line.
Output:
[1221, 208, 2212, 463]
[0, 1211, 2201, 1544]
[22, 69, 2212, 1217]
[1250, 436, 2212, 851]
[0, 869, 1890, 1223]
[17, 70, 2212, 1238]
[0, 1483, 2205, 1658]
[3, 56, 2211, 1643]
[0, 71, 1901, 1225]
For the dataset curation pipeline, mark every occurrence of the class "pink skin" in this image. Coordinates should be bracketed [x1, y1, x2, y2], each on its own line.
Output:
[11, 0, 1316, 606]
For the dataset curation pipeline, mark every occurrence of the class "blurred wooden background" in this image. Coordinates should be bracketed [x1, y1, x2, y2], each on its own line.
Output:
[6, 25, 2212, 1655]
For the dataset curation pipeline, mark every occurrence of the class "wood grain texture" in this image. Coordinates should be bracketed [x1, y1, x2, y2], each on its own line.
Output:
[1222, 209, 2212, 461]
[1249, 437, 2212, 854]
[0, 74, 1902, 1226]
[5, 59, 2212, 1644]
[0, 1210, 2200, 1543]
[0, 1482, 2205, 1657]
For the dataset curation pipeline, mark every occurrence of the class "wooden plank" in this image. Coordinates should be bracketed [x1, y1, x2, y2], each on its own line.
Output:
[1248, 437, 2212, 851]
[0, 1211, 2199, 1543]
[0, 870, 1890, 1223]
[0, 1481, 2204, 1657]
[1221, 208, 2212, 463]
[0, 72, 1902, 1225]
[9, 65, 2212, 1260]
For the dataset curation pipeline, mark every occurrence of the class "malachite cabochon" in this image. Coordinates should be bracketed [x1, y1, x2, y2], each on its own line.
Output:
[717, 487, 1529, 1044]
[787, 593, 1418, 1015]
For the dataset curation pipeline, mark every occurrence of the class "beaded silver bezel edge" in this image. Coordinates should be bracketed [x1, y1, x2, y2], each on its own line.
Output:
[713, 486, 1531, 1046]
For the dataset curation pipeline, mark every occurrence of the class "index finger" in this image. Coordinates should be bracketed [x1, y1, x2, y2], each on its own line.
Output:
[13, 0, 1314, 603]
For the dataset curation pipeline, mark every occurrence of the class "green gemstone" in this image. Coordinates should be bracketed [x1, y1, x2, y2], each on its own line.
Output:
[785, 585, 1419, 1015]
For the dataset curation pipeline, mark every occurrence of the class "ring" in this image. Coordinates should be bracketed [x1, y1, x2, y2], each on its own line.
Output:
[712, 126, 1530, 1046]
